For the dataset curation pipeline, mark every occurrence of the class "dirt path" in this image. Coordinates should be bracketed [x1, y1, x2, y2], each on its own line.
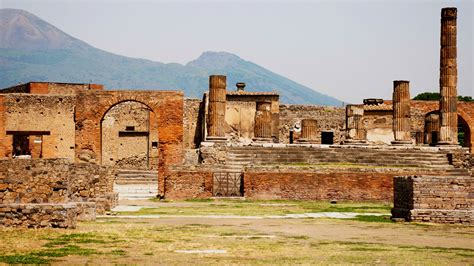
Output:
[98, 217, 474, 249]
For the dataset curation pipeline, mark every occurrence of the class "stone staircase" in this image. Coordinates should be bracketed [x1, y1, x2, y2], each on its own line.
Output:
[225, 146, 459, 171]
[114, 169, 158, 200]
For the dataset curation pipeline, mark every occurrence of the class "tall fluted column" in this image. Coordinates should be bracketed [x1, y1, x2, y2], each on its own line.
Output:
[207, 75, 227, 140]
[438, 7, 458, 145]
[392, 80, 412, 145]
[254, 102, 272, 141]
[344, 104, 366, 144]
[298, 119, 318, 143]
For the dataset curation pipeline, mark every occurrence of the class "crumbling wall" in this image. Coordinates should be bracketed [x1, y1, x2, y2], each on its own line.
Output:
[4, 94, 76, 160]
[224, 94, 279, 142]
[392, 176, 473, 224]
[363, 110, 394, 144]
[184, 98, 203, 149]
[279, 104, 345, 144]
[0, 158, 117, 228]
[0, 203, 78, 228]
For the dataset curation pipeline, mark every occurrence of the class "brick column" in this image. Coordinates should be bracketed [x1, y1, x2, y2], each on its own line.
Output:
[392, 80, 412, 145]
[207, 75, 227, 141]
[254, 102, 272, 141]
[298, 119, 318, 143]
[344, 105, 366, 144]
[438, 7, 458, 145]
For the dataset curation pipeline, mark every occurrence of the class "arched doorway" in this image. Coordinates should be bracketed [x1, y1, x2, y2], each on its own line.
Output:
[101, 101, 160, 200]
[101, 101, 158, 169]
[423, 111, 470, 148]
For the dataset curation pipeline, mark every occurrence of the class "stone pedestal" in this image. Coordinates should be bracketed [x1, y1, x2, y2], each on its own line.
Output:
[254, 102, 272, 142]
[424, 113, 440, 145]
[392, 80, 412, 145]
[438, 7, 458, 145]
[344, 105, 367, 145]
[298, 119, 318, 143]
[207, 75, 227, 141]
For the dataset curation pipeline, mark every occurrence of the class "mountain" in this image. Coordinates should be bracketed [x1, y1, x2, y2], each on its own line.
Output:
[0, 8, 341, 105]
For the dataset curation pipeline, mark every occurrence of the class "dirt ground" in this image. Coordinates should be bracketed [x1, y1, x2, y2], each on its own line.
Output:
[0, 200, 473, 265]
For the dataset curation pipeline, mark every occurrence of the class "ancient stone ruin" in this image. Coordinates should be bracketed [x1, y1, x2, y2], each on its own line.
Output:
[0, 7, 472, 228]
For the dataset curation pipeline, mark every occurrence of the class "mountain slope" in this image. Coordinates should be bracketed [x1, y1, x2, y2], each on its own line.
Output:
[0, 8, 341, 105]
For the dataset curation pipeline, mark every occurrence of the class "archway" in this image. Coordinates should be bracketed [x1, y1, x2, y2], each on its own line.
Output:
[100, 100, 160, 200]
[100, 100, 159, 169]
[423, 110, 471, 148]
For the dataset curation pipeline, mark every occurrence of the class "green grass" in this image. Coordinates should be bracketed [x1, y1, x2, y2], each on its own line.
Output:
[0, 254, 50, 264]
[350, 215, 394, 223]
[117, 200, 392, 217]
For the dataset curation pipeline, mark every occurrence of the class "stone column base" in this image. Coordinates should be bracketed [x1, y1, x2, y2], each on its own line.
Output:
[206, 136, 228, 142]
[343, 140, 368, 145]
[253, 137, 272, 143]
[391, 140, 413, 146]
[296, 138, 317, 144]
[436, 141, 460, 146]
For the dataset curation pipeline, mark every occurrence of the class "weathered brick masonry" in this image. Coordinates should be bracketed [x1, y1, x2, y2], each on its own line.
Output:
[164, 167, 213, 200]
[242, 167, 455, 202]
[74, 90, 184, 196]
[164, 165, 456, 202]
[392, 175, 473, 224]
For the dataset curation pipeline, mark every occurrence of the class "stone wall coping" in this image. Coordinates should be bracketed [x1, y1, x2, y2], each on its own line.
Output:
[243, 166, 450, 174]
[0, 203, 77, 208]
[225, 143, 467, 153]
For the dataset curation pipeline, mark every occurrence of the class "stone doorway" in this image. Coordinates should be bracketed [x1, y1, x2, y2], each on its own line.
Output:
[101, 101, 158, 170]
[321, 131, 334, 145]
[101, 101, 160, 200]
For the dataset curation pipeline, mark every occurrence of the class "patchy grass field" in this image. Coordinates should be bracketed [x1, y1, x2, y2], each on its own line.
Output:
[0, 200, 473, 265]
[117, 198, 392, 216]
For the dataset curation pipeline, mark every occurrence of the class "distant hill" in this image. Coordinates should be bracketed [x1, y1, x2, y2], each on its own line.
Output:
[0, 8, 342, 105]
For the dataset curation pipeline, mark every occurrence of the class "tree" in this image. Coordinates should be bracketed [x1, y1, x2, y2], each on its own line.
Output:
[413, 92, 473, 102]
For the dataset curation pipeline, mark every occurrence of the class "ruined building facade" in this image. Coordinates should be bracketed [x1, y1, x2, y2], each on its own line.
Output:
[0, 7, 472, 227]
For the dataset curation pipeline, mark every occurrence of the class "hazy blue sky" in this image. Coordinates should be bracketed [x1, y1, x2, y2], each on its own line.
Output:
[1, 0, 472, 103]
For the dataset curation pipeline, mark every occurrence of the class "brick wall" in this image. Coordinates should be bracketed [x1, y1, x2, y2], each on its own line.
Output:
[243, 170, 394, 201]
[74, 90, 184, 196]
[392, 175, 473, 224]
[163, 168, 213, 199]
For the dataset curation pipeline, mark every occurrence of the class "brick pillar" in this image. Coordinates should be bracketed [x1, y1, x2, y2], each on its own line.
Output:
[207, 75, 227, 141]
[298, 119, 318, 143]
[438, 7, 458, 145]
[424, 113, 440, 145]
[392, 80, 412, 145]
[344, 104, 366, 144]
[254, 102, 272, 141]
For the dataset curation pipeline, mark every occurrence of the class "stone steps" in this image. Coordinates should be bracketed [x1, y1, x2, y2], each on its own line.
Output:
[114, 169, 158, 200]
[225, 146, 452, 169]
